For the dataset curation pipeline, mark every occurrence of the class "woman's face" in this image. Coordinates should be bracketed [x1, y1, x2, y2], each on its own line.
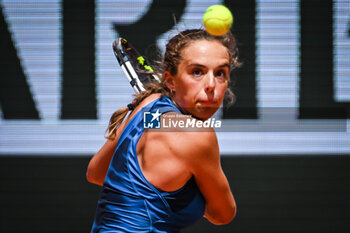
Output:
[165, 39, 230, 120]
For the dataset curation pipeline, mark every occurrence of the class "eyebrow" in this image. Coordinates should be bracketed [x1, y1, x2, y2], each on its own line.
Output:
[186, 63, 230, 68]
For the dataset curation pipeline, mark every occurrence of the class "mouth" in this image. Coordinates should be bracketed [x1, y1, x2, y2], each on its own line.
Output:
[197, 100, 218, 107]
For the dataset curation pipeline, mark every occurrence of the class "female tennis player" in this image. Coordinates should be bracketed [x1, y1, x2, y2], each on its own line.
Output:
[87, 29, 240, 232]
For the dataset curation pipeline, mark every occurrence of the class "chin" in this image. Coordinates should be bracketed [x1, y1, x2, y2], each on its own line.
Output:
[184, 104, 219, 120]
[193, 109, 217, 121]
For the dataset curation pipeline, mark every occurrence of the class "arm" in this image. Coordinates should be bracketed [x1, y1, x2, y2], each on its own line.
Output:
[86, 138, 118, 186]
[182, 130, 236, 225]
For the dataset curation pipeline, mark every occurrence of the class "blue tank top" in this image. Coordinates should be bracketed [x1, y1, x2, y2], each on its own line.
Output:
[91, 96, 206, 233]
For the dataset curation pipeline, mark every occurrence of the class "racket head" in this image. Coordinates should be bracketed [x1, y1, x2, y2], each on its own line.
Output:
[113, 38, 160, 93]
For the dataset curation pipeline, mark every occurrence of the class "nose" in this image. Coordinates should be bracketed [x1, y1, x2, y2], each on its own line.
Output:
[205, 72, 215, 93]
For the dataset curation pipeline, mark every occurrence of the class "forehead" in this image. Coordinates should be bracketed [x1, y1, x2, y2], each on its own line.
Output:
[181, 39, 229, 65]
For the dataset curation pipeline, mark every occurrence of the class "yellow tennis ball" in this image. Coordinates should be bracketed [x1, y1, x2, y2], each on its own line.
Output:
[203, 5, 233, 36]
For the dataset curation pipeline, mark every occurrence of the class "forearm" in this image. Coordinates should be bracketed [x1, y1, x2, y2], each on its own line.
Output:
[87, 153, 112, 186]
[86, 140, 117, 185]
[204, 197, 236, 225]
[202, 175, 237, 225]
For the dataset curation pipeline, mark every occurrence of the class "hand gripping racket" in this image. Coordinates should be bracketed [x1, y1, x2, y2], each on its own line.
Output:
[112, 38, 160, 94]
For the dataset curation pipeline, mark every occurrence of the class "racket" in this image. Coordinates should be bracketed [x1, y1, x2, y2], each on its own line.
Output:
[112, 38, 160, 94]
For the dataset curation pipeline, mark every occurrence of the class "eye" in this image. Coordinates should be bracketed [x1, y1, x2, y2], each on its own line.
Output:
[215, 69, 228, 80]
[191, 68, 203, 77]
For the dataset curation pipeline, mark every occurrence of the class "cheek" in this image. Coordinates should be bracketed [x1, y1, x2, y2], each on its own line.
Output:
[178, 84, 198, 102]
[175, 79, 201, 104]
[217, 82, 229, 98]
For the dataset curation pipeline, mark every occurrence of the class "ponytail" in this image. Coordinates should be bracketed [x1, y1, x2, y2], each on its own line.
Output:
[105, 82, 169, 140]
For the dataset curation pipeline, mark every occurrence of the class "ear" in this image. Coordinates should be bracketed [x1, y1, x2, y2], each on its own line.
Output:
[163, 71, 176, 91]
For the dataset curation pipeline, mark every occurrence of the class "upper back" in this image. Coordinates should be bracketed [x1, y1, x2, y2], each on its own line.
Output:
[97, 94, 206, 232]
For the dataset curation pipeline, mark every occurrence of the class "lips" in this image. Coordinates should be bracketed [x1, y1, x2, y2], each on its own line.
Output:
[197, 100, 218, 106]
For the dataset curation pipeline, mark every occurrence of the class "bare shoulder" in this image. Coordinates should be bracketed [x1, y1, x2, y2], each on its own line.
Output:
[121, 93, 162, 128]
[134, 93, 162, 112]
[156, 113, 220, 166]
